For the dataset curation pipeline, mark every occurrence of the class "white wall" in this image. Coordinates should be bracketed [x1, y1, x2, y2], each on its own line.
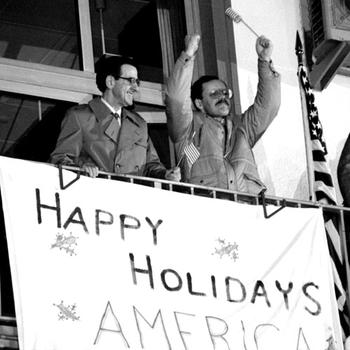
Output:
[231, 0, 350, 203]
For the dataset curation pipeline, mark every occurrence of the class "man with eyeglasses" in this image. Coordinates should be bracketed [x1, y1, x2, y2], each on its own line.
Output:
[50, 55, 180, 181]
[165, 34, 280, 193]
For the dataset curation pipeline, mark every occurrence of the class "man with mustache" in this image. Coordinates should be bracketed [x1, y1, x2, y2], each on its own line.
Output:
[165, 34, 281, 193]
[51, 55, 180, 181]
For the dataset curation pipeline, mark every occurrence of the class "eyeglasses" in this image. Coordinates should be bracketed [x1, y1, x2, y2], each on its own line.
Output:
[208, 88, 233, 99]
[118, 76, 140, 87]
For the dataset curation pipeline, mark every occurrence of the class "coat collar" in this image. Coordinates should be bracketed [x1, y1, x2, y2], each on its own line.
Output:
[117, 109, 142, 152]
[196, 111, 236, 153]
[89, 97, 141, 127]
[89, 97, 141, 145]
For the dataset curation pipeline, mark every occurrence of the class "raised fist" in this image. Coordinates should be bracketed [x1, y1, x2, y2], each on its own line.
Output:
[185, 34, 201, 57]
[256, 35, 273, 62]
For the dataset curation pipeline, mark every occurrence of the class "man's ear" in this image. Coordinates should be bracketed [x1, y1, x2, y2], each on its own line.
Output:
[194, 98, 203, 111]
[105, 75, 115, 89]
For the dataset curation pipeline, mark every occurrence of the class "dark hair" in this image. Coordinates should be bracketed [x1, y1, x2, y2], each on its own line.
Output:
[95, 55, 138, 93]
[190, 75, 221, 110]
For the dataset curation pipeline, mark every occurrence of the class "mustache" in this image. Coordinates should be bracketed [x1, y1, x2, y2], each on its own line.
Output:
[215, 98, 230, 106]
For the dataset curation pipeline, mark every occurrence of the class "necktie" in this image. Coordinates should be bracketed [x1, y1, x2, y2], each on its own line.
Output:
[113, 112, 121, 126]
[108, 113, 120, 143]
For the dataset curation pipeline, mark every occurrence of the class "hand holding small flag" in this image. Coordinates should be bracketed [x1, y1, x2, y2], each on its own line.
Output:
[165, 167, 181, 182]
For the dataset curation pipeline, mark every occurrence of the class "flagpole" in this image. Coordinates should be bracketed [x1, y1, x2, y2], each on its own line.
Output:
[295, 31, 316, 202]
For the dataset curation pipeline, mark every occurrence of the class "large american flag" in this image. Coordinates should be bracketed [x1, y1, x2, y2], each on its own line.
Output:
[298, 64, 350, 338]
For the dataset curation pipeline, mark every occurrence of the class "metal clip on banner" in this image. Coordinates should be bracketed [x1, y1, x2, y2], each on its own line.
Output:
[58, 164, 81, 190]
[259, 188, 286, 219]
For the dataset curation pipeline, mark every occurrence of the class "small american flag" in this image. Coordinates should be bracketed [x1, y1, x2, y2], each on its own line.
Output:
[177, 131, 200, 167]
[184, 141, 200, 165]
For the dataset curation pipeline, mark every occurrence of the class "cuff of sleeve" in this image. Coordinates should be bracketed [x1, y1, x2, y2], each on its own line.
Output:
[155, 168, 167, 180]
[180, 51, 195, 64]
[161, 169, 167, 179]
[258, 58, 279, 77]
[54, 157, 76, 166]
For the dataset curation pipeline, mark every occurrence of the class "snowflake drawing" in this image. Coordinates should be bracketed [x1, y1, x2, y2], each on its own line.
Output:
[324, 326, 335, 350]
[212, 238, 239, 261]
[51, 232, 78, 256]
[53, 301, 80, 321]
[325, 335, 335, 350]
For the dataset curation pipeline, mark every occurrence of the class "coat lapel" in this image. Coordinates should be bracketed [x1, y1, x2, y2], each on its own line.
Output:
[104, 117, 120, 143]
[89, 98, 142, 156]
[226, 116, 234, 151]
[116, 109, 141, 153]
[89, 97, 119, 143]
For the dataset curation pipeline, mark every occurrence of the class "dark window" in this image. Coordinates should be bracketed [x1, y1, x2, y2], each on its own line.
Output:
[0, 0, 81, 69]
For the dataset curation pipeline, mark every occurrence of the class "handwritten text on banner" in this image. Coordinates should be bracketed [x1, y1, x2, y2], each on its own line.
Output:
[0, 156, 342, 350]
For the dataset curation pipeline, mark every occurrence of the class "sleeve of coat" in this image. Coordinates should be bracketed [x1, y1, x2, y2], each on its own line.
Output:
[49, 108, 84, 166]
[337, 134, 350, 207]
[143, 136, 167, 179]
[240, 59, 281, 147]
[165, 52, 194, 143]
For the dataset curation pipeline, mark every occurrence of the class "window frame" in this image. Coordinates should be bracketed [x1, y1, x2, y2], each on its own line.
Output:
[0, 0, 240, 119]
[0, 0, 165, 121]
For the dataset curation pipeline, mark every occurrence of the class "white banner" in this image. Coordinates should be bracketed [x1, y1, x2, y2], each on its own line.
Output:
[0, 156, 343, 350]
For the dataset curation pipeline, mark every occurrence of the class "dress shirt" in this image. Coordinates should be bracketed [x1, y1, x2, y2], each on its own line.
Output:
[101, 97, 122, 125]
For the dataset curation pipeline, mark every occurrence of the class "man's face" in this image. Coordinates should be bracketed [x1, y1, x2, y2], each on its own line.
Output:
[111, 64, 139, 107]
[198, 80, 231, 118]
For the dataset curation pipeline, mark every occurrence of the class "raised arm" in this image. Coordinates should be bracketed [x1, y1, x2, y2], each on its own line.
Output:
[239, 36, 281, 147]
[165, 34, 201, 143]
